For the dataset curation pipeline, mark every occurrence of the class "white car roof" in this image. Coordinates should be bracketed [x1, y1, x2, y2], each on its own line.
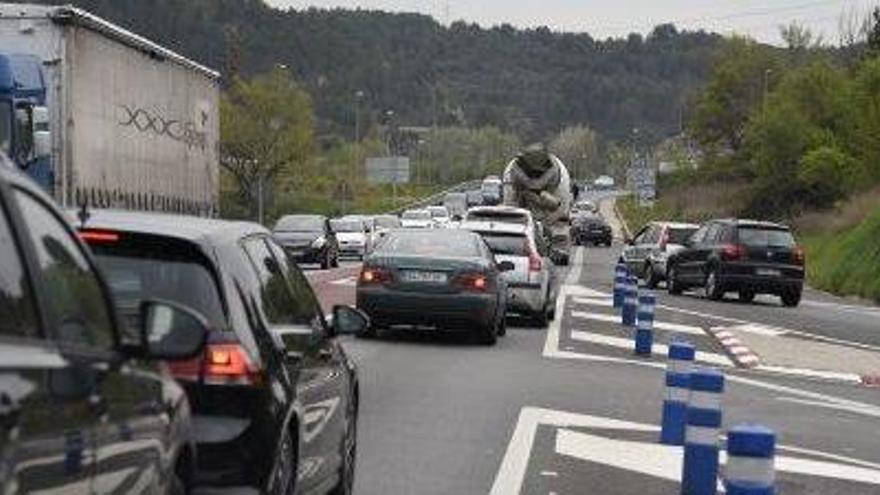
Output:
[653, 221, 700, 229]
[466, 206, 532, 218]
[460, 220, 529, 236]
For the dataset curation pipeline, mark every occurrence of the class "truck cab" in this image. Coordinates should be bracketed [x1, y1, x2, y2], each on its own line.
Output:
[0, 52, 50, 188]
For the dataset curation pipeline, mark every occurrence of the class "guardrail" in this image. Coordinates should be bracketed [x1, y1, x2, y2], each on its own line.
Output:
[388, 179, 483, 215]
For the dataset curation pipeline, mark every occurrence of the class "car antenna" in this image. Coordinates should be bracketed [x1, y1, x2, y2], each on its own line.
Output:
[77, 201, 91, 228]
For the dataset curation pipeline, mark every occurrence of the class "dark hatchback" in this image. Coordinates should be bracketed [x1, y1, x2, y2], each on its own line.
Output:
[0, 164, 209, 494]
[667, 219, 805, 306]
[78, 210, 367, 494]
[274, 214, 340, 269]
[356, 229, 512, 345]
[571, 213, 612, 246]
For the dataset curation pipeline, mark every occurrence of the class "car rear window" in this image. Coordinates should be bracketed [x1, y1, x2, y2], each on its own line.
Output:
[275, 216, 323, 232]
[402, 210, 431, 220]
[668, 227, 698, 245]
[377, 232, 480, 257]
[737, 227, 796, 247]
[478, 233, 529, 256]
[466, 211, 528, 224]
[87, 234, 226, 338]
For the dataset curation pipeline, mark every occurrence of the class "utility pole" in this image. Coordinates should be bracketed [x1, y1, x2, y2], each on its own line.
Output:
[762, 69, 772, 111]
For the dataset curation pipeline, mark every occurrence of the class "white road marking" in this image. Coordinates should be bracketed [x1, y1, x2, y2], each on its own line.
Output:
[330, 276, 357, 286]
[757, 365, 862, 383]
[571, 310, 706, 336]
[569, 330, 734, 367]
[801, 299, 880, 316]
[713, 323, 787, 337]
[571, 296, 614, 308]
[492, 407, 880, 495]
[775, 397, 880, 418]
[540, 471, 558, 477]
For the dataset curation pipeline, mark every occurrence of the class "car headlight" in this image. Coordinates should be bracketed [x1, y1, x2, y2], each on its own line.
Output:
[312, 236, 326, 249]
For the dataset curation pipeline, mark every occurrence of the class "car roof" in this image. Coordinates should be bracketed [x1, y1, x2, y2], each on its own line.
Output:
[651, 221, 700, 229]
[460, 220, 529, 236]
[714, 218, 790, 230]
[467, 205, 531, 217]
[73, 208, 267, 244]
[278, 213, 326, 220]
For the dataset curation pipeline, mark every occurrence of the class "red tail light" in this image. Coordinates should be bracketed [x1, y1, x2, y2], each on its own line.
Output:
[78, 229, 120, 243]
[720, 244, 746, 262]
[793, 246, 805, 265]
[455, 272, 490, 292]
[167, 343, 262, 386]
[360, 266, 393, 285]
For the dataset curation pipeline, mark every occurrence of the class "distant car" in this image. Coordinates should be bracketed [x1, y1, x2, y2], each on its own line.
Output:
[465, 205, 548, 258]
[480, 176, 503, 206]
[0, 164, 208, 494]
[356, 229, 513, 345]
[80, 210, 367, 493]
[461, 220, 556, 326]
[621, 221, 699, 288]
[401, 209, 434, 229]
[427, 205, 451, 228]
[594, 175, 615, 190]
[666, 219, 805, 306]
[571, 213, 613, 247]
[443, 192, 468, 219]
[332, 217, 371, 259]
[343, 214, 380, 248]
[273, 214, 339, 269]
[374, 214, 402, 239]
[466, 189, 483, 207]
[572, 199, 598, 214]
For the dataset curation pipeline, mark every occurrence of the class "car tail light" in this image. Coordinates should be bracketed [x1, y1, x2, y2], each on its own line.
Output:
[527, 241, 542, 272]
[78, 229, 121, 243]
[456, 272, 490, 292]
[793, 246, 805, 265]
[720, 244, 746, 262]
[360, 266, 393, 285]
[167, 343, 262, 386]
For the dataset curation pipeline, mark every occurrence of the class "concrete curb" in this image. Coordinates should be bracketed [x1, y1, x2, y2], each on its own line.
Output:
[707, 327, 760, 368]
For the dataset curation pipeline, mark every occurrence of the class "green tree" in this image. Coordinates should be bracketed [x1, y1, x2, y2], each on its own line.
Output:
[220, 68, 314, 219]
[549, 125, 600, 181]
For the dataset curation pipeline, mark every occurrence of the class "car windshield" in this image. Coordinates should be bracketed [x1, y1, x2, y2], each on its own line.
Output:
[275, 216, 324, 232]
[427, 207, 448, 218]
[668, 227, 698, 244]
[0, 101, 11, 155]
[331, 219, 363, 232]
[478, 232, 529, 256]
[377, 232, 479, 257]
[738, 227, 796, 247]
[467, 211, 528, 224]
[90, 240, 226, 339]
[402, 210, 431, 220]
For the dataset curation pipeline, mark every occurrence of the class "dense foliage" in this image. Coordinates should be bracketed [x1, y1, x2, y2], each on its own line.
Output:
[17, 0, 721, 142]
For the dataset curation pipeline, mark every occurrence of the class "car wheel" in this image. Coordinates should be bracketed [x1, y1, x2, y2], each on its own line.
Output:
[667, 266, 683, 295]
[781, 290, 802, 307]
[532, 309, 549, 328]
[330, 399, 357, 495]
[321, 251, 331, 270]
[645, 263, 660, 289]
[269, 429, 296, 495]
[497, 314, 507, 337]
[704, 268, 724, 301]
[738, 290, 756, 303]
[167, 471, 186, 495]
[478, 321, 497, 346]
[332, 254, 340, 268]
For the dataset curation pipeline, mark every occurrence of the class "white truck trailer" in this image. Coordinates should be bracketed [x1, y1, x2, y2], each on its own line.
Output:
[0, 3, 220, 215]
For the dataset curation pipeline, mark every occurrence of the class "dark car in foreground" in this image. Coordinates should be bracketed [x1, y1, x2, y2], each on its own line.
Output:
[79, 210, 368, 494]
[571, 213, 612, 246]
[274, 214, 340, 269]
[0, 164, 208, 494]
[356, 229, 513, 345]
[666, 219, 805, 307]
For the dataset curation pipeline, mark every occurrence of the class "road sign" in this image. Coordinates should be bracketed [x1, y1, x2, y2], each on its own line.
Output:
[366, 156, 410, 184]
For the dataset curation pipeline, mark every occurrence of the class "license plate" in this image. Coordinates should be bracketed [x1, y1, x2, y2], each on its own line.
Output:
[756, 268, 781, 277]
[400, 270, 448, 283]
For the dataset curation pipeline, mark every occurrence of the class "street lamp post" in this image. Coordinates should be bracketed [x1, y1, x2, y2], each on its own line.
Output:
[763, 69, 773, 111]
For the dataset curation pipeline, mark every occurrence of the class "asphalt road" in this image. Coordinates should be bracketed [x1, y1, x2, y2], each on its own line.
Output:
[307, 241, 880, 494]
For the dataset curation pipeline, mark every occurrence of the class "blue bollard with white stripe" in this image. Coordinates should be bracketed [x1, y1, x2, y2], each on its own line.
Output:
[635, 291, 656, 355]
[660, 341, 695, 445]
[725, 424, 776, 495]
[681, 367, 725, 495]
[621, 275, 638, 326]
[613, 263, 628, 309]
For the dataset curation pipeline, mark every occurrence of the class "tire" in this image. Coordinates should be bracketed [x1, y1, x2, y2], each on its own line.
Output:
[781, 290, 802, 307]
[320, 251, 331, 270]
[497, 314, 507, 337]
[270, 429, 296, 495]
[531, 309, 549, 328]
[167, 471, 186, 495]
[667, 266, 683, 295]
[330, 398, 357, 495]
[332, 252, 340, 268]
[738, 290, 756, 303]
[478, 321, 497, 346]
[645, 263, 660, 289]
[704, 268, 724, 301]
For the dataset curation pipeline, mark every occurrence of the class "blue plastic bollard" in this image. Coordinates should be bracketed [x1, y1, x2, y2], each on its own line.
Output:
[660, 341, 695, 445]
[613, 263, 628, 309]
[725, 424, 776, 495]
[681, 367, 725, 495]
[622, 275, 638, 326]
[635, 291, 656, 355]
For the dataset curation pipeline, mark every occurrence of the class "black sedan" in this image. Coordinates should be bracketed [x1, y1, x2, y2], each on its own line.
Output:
[571, 213, 613, 246]
[356, 229, 513, 345]
[273, 214, 340, 269]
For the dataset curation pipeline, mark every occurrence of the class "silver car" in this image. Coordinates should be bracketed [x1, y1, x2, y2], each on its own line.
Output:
[461, 220, 556, 327]
[622, 221, 699, 288]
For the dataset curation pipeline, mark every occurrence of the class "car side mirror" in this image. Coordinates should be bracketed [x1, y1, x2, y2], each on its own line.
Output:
[498, 260, 516, 272]
[139, 299, 208, 360]
[332, 305, 370, 336]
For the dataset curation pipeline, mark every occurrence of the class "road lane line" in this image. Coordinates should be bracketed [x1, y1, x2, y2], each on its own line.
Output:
[569, 330, 734, 367]
[571, 296, 613, 307]
[571, 310, 706, 336]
